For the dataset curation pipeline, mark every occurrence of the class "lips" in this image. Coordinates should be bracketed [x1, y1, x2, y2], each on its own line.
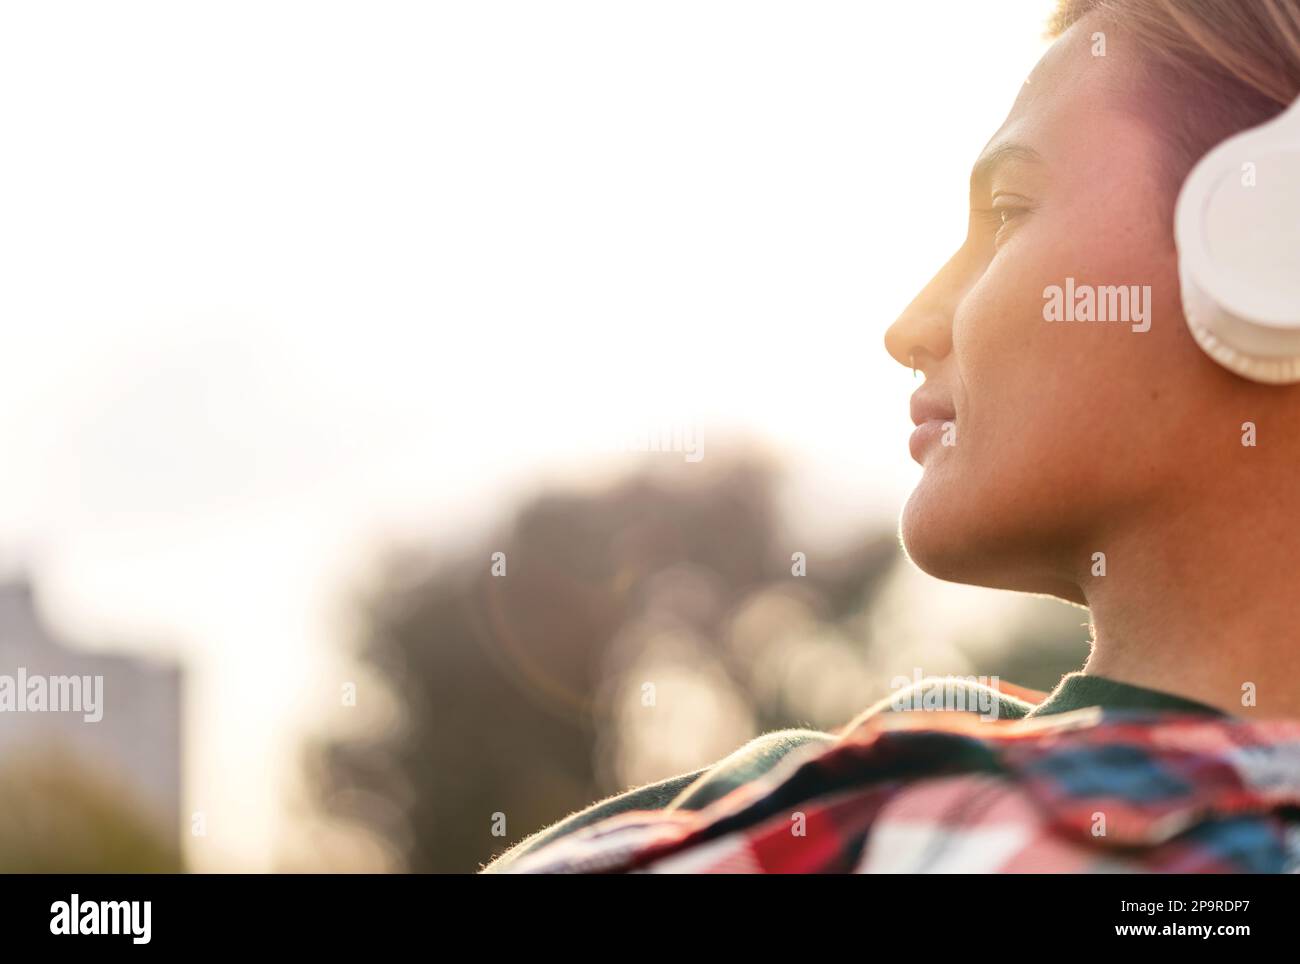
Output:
[909, 392, 956, 427]
[908, 391, 957, 464]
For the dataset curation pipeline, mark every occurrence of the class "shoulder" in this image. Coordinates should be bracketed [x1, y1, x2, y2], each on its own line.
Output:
[483, 678, 1037, 872]
[481, 727, 831, 872]
[667, 728, 836, 811]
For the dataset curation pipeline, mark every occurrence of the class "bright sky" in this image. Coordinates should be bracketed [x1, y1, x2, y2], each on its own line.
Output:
[0, 1, 1056, 870]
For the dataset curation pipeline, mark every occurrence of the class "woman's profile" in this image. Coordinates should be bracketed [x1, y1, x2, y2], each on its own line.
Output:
[484, 0, 1300, 874]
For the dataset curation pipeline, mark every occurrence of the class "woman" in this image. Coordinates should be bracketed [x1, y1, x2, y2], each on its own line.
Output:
[885, 0, 1300, 722]
[484, 0, 1300, 873]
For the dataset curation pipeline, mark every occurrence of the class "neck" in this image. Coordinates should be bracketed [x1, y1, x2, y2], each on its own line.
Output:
[1079, 494, 1300, 719]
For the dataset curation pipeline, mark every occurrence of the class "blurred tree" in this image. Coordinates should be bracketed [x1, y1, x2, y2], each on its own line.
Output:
[311, 456, 904, 872]
[310, 453, 1086, 872]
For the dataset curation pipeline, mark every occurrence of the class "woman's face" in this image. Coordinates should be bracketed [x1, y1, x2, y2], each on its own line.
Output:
[884, 17, 1240, 602]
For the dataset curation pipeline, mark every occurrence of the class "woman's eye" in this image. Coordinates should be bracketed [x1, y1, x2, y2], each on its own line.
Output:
[975, 203, 1029, 245]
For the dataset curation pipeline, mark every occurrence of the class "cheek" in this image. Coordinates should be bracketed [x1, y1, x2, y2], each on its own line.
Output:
[955, 189, 1179, 448]
[950, 240, 1071, 456]
[941, 229, 1174, 520]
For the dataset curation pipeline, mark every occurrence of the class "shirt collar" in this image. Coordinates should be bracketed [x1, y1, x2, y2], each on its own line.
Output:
[1027, 672, 1225, 718]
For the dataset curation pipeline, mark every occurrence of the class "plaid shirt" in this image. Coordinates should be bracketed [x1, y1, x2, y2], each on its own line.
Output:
[504, 708, 1300, 873]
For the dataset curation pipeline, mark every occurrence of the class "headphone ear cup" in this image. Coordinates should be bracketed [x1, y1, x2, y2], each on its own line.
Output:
[1175, 95, 1300, 383]
[1181, 271, 1300, 384]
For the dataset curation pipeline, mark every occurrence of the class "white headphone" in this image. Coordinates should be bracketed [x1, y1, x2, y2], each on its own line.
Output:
[1175, 93, 1300, 383]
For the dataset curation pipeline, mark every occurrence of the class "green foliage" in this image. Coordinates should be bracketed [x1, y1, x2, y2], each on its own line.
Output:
[0, 748, 182, 873]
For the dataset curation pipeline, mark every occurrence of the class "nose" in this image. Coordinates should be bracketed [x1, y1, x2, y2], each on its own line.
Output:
[883, 247, 965, 376]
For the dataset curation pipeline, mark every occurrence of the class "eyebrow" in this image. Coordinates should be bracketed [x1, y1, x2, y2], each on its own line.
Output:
[969, 142, 1044, 193]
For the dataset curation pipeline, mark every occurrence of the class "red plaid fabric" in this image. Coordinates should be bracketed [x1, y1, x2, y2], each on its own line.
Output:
[504, 708, 1300, 873]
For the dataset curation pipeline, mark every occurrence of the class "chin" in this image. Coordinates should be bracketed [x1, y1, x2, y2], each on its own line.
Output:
[899, 481, 1086, 604]
[897, 481, 977, 582]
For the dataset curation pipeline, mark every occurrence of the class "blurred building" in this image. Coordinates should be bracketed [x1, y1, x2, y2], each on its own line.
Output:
[0, 578, 182, 847]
